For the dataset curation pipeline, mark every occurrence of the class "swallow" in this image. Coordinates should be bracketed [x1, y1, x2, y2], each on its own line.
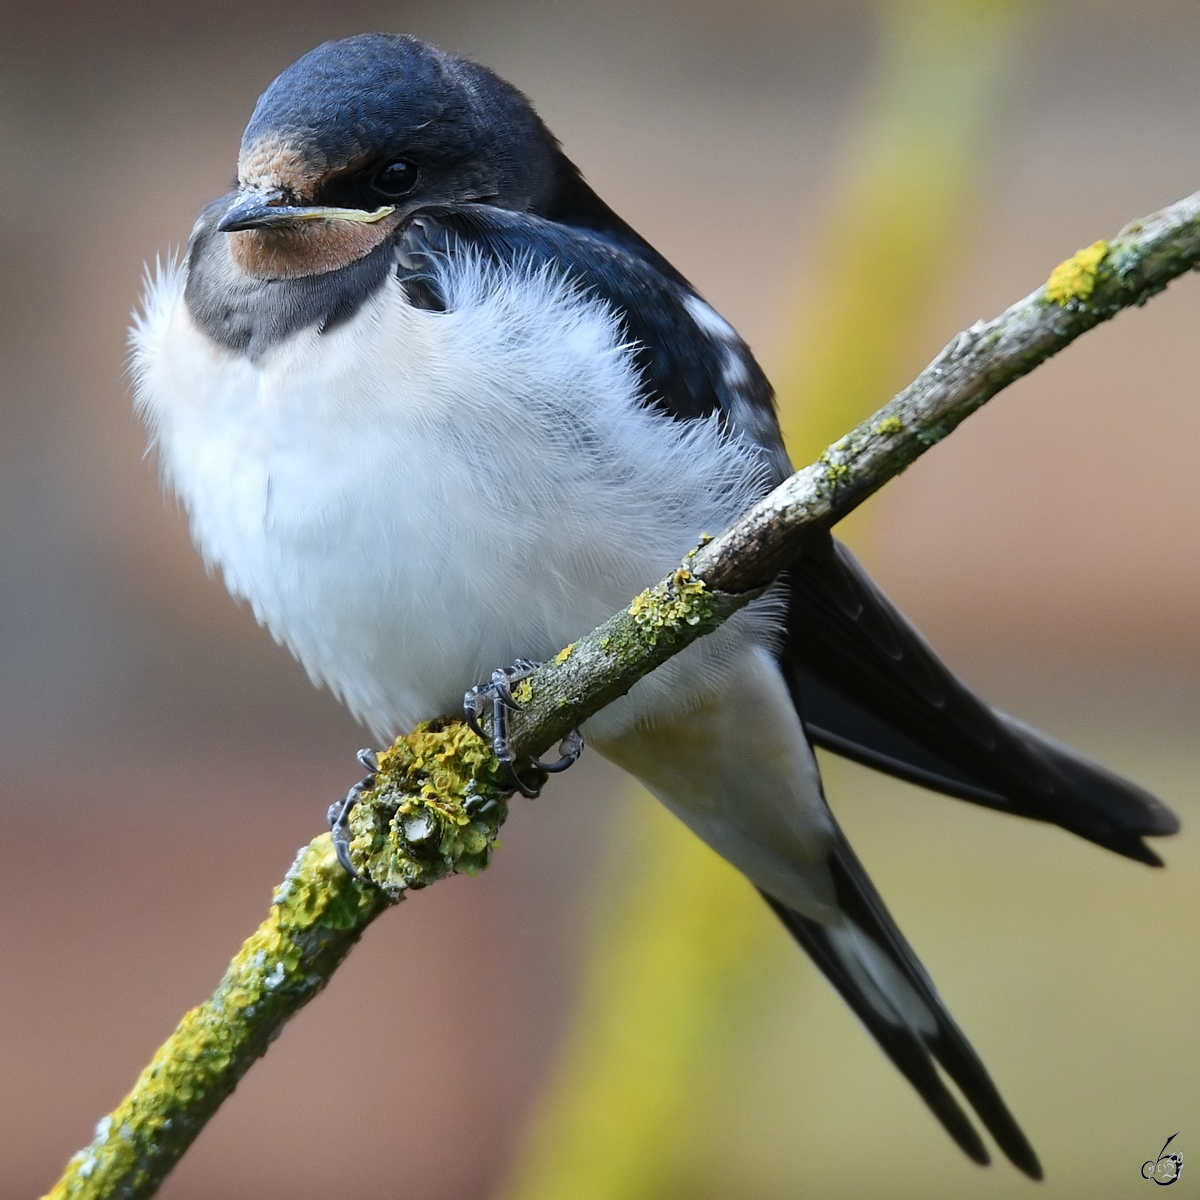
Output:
[130, 33, 1180, 1178]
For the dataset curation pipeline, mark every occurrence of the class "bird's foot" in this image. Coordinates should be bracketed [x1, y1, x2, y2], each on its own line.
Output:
[327, 747, 380, 878]
[464, 660, 584, 797]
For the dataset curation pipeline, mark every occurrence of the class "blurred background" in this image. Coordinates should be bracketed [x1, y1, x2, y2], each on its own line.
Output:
[1, 1, 1198, 1197]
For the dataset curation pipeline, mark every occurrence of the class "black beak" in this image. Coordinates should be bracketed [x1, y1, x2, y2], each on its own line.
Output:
[217, 190, 301, 232]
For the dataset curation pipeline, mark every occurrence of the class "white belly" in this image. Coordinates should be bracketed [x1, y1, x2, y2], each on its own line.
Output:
[591, 646, 837, 918]
[131, 253, 783, 739]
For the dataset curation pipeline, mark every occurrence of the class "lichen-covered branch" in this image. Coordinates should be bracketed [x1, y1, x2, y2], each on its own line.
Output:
[43, 187, 1200, 1200]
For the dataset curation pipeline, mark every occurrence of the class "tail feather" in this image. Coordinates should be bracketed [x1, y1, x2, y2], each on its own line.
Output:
[762, 829, 1043, 1181]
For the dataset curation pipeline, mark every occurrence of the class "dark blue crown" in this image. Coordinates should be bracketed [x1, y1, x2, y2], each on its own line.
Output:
[242, 34, 549, 176]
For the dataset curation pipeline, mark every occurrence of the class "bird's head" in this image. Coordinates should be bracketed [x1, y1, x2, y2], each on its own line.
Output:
[216, 34, 564, 279]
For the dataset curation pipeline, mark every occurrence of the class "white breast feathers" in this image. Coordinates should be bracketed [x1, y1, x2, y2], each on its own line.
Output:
[130, 248, 784, 739]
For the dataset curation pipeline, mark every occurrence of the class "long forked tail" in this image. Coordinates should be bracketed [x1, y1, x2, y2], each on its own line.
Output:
[761, 831, 1043, 1180]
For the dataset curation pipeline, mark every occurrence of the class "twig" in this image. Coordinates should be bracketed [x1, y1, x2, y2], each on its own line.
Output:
[43, 188, 1200, 1200]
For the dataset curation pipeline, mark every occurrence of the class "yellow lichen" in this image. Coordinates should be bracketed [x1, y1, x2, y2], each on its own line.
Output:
[819, 451, 851, 486]
[875, 415, 903, 436]
[552, 643, 576, 665]
[627, 568, 715, 646]
[1045, 239, 1108, 305]
[346, 719, 510, 894]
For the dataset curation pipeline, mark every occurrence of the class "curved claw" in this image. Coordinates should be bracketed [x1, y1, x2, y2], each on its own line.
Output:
[489, 666, 525, 713]
[327, 749, 380, 880]
[328, 789, 363, 877]
[463, 663, 534, 759]
[534, 728, 584, 774]
[463, 687, 488, 741]
[503, 759, 545, 798]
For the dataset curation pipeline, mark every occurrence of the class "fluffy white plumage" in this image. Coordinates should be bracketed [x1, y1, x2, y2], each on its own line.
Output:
[131, 249, 787, 744]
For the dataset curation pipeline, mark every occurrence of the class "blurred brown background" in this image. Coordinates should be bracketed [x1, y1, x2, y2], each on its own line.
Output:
[1, 1, 1198, 1197]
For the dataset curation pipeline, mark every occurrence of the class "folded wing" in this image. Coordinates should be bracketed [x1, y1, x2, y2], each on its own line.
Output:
[782, 534, 1180, 864]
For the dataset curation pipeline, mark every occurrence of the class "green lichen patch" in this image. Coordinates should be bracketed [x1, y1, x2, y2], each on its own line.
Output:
[345, 719, 510, 896]
[1045, 239, 1109, 305]
[627, 568, 716, 646]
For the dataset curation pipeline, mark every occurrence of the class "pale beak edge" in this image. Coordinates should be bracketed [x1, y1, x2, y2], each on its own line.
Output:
[217, 193, 396, 233]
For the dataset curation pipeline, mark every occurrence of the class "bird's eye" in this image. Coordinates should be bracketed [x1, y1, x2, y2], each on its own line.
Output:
[372, 159, 419, 199]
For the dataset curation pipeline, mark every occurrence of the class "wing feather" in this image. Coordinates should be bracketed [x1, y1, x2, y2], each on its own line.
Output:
[780, 535, 1179, 864]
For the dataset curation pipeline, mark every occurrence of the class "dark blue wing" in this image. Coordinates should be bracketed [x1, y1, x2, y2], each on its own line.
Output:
[780, 534, 1180, 864]
[392, 204, 792, 478]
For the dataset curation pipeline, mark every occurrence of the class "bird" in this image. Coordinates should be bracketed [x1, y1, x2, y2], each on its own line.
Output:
[130, 32, 1179, 1179]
